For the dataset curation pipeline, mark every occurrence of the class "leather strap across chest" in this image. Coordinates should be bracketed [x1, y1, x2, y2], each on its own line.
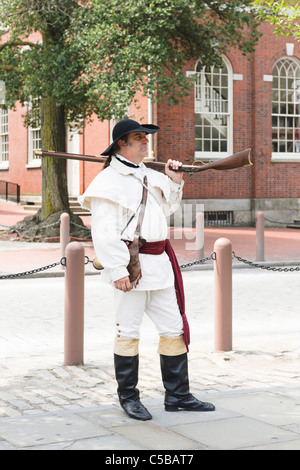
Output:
[134, 176, 148, 237]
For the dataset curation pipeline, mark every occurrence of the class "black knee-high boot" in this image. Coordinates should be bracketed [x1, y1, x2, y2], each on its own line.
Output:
[114, 354, 152, 421]
[160, 353, 215, 412]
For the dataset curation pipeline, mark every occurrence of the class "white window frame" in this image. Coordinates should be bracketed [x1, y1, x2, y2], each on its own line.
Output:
[271, 57, 300, 163]
[26, 99, 42, 168]
[194, 56, 233, 161]
[0, 108, 9, 170]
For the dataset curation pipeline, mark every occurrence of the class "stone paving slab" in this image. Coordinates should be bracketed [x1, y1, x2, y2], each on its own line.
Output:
[0, 390, 300, 450]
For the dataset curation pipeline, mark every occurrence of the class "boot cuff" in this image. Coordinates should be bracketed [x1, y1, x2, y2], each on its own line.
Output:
[158, 336, 187, 356]
[114, 337, 140, 356]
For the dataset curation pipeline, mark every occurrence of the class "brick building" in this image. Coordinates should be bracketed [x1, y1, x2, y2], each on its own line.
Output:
[1, 23, 300, 226]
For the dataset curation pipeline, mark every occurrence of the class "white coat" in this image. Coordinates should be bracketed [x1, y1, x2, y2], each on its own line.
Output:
[79, 155, 184, 291]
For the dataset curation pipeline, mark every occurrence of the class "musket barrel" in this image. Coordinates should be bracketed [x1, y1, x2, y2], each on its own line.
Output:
[35, 148, 252, 173]
[35, 150, 107, 164]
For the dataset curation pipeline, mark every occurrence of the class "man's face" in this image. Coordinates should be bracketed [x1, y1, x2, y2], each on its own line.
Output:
[118, 132, 149, 163]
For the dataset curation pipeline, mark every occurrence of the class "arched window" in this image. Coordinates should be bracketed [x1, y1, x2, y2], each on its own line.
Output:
[0, 80, 8, 169]
[272, 58, 300, 161]
[0, 108, 8, 168]
[194, 57, 233, 160]
[27, 98, 42, 168]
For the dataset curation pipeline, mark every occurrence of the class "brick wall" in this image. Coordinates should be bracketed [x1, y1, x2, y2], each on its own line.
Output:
[1, 23, 300, 207]
[155, 23, 300, 202]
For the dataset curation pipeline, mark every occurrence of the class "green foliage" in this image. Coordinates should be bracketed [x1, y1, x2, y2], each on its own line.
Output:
[0, 0, 261, 124]
[252, 0, 300, 39]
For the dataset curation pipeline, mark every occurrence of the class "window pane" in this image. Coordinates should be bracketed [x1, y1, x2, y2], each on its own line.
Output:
[280, 103, 287, 114]
[220, 140, 227, 152]
[204, 126, 210, 139]
[221, 75, 228, 87]
[212, 127, 219, 139]
[204, 140, 211, 151]
[195, 114, 202, 126]
[279, 141, 286, 152]
[195, 139, 202, 151]
[212, 140, 219, 152]
[272, 58, 300, 154]
[272, 103, 279, 114]
[195, 127, 202, 139]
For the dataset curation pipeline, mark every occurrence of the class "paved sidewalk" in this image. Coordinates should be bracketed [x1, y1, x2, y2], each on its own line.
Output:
[0, 271, 300, 450]
[0, 386, 300, 451]
[0, 200, 300, 450]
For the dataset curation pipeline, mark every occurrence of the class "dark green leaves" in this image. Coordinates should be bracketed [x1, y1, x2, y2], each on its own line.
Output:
[0, 0, 261, 123]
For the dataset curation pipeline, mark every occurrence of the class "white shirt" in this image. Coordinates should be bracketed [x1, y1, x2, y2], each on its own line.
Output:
[79, 155, 184, 290]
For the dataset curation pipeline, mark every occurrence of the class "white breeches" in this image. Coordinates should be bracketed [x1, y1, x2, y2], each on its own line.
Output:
[114, 285, 184, 340]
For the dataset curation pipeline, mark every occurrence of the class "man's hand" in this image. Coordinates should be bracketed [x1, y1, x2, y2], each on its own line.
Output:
[114, 276, 133, 292]
[165, 159, 184, 184]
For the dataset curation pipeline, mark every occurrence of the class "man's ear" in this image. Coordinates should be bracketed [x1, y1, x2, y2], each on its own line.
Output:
[118, 138, 126, 149]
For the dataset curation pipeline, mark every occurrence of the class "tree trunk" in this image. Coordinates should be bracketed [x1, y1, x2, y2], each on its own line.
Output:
[12, 97, 90, 240]
[40, 96, 70, 220]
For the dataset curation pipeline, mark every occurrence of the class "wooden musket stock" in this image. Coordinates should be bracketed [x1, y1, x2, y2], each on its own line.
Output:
[35, 148, 252, 173]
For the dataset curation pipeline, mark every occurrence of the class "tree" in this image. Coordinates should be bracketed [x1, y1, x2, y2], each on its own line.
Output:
[252, 0, 300, 38]
[0, 0, 261, 239]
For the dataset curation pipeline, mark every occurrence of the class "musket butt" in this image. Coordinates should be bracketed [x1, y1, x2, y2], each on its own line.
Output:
[247, 148, 253, 166]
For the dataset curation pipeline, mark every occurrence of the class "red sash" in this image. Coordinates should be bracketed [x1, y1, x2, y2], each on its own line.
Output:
[139, 240, 190, 351]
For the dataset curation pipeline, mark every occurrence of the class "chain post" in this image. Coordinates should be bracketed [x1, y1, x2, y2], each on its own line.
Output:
[64, 242, 85, 366]
[195, 212, 204, 260]
[60, 212, 70, 267]
[256, 211, 265, 262]
[214, 238, 232, 352]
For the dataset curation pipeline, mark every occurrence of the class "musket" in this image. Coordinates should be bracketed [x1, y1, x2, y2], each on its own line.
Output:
[35, 148, 252, 173]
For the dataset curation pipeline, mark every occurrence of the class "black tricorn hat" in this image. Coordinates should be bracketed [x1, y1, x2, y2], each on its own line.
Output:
[101, 119, 160, 156]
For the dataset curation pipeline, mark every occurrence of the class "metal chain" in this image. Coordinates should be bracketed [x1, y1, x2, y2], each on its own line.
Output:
[70, 221, 91, 231]
[0, 256, 96, 280]
[0, 259, 66, 280]
[1, 220, 91, 233]
[232, 252, 300, 272]
[264, 217, 290, 225]
[0, 220, 60, 232]
[180, 252, 216, 269]
[2, 251, 299, 280]
[0, 223, 13, 229]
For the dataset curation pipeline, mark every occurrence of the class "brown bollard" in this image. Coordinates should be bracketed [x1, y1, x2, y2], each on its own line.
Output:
[256, 211, 265, 261]
[196, 212, 204, 260]
[214, 238, 232, 351]
[60, 212, 70, 265]
[64, 242, 84, 366]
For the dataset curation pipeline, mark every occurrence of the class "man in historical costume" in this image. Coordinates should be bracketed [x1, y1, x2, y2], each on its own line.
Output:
[79, 119, 215, 421]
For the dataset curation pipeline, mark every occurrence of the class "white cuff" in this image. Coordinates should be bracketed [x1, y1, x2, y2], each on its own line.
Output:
[110, 266, 130, 282]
